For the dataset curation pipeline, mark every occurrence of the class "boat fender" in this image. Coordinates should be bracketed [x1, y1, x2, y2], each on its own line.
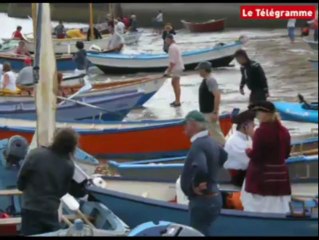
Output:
[91, 176, 108, 188]
[89, 45, 102, 52]
[4, 135, 28, 168]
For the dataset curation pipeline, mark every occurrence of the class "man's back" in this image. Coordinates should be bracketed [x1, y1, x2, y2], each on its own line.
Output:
[17, 147, 74, 213]
[16, 66, 33, 86]
[181, 135, 221, 198]
[168, 43, 184, 71]
[108, 33, 124, 50]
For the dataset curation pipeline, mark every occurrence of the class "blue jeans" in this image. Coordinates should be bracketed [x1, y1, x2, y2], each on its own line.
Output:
[288, 27, 295, 42]
[189, 194, 222, 236]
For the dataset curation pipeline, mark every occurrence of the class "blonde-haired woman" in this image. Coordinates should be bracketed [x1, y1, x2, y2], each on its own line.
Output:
[241, 101, 292, 214]
[2, 62, 19, 94]
[162, 23, 176, 53]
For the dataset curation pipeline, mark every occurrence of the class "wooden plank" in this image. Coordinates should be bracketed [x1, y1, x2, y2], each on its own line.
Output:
[0, 189, 22, 196]
[0, 217, 21, 225]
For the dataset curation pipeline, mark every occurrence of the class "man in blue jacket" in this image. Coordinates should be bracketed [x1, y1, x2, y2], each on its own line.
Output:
[180, 110, 226, 236]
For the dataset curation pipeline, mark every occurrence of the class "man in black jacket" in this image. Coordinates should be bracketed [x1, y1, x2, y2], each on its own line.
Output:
[17, 128, 78, 236]
[234, 49, 269, 104]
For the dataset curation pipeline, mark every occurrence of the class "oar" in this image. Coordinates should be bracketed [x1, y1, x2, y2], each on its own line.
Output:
[61, 193, 95, 229]
[58, 76, 92, 106]
[57, 96, 126, 118]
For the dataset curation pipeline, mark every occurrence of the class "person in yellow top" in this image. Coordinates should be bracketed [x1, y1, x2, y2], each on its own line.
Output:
[66, 28, 85, 39]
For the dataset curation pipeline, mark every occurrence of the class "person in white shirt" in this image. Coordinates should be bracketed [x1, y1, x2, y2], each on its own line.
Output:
[164, 34, 184, 107]
[223, 110, 255, 187]
[287, 19, 297, 43]
[114, 18, 126, 35]
[153, 10, 163, 34]
[105, 26, 124, 53]
[1, 62, 19, 93]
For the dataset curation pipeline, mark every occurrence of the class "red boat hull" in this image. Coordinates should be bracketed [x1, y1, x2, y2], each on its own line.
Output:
[182, 18, 225, 33]
[0, 114, 233, 159]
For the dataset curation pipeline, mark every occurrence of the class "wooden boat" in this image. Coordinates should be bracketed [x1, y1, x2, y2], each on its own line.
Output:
[0, 193, 130, 236]
[0, 90, 144, 122]
[274, 102, 318, 123]
[304, 39, 318, 51]
[1, 75, 166, 108]
[32, 201, 130, 236]
[181, 18, 225, 33]
[87, 40, 243, 74]
[0, 109, 237, 159]
[108, 154, 318, 182]
[0, 53, 75, 72]
[86, 177, 318, 236]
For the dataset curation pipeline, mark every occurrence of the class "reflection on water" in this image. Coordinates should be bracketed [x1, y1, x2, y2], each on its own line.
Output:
[0, 13, 317, 135]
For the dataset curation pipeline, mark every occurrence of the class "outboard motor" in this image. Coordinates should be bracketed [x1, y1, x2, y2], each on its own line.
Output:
[4, 135, 28, 168]
[128, 221, 204, 237]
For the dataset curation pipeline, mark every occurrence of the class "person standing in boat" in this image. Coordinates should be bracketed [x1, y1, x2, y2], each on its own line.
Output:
[105, 26, 124, 53]
[241, 101, 292, 214]
[180, 110, 226, 236]
[287, 19, 297, 44]
[17, 128, 78, 236]
[195, 61, 225, 146]
[73, 41, 89, 74]
[114, 18, 126, 35]
[162, 23, 176, 53]
[164, 34, 184, 107]
[234, 49, 269, 105]
[54, 20, 66, 39]
[223, 110, 255, 187]
[1, 62, 19, 94]
[15, 40, 31, 57]
[12, 26, 27, 41]
[86, 25, 102, 41]
[153, 10, 164, 34]
[128, 14, 138, 32]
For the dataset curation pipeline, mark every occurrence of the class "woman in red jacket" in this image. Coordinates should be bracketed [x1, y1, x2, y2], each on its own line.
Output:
[241, 101, 292, 214]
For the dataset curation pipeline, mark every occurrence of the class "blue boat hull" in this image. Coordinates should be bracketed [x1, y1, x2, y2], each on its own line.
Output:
[0, 55, 76, 72]
[274, 102, 318, 123]
[0, 91, 143, 122]
[87, 184, 318, 236]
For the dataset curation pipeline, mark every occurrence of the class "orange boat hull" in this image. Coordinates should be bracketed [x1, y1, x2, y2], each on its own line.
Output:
[0, 114, 233, 159]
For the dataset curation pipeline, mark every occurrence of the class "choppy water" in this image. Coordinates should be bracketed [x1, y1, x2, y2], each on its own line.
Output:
[0, 13, 318, 135]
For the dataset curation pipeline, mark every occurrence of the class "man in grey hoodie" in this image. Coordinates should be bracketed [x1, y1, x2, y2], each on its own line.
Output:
[180, 110, 226, 236]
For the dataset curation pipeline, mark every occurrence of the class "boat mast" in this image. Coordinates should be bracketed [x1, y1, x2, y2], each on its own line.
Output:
[32, 3, 37, 44]
[89, 3, 95, 41]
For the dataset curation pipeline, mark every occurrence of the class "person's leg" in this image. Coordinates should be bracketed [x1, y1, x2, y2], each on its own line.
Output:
[20, 209, 45, 236]
[171, 76, 181, 105]
[189, 195, 222, 236]
[42, 211, 61, 233]
[204, 114, 226, 146]
[249, 90, 266, 105]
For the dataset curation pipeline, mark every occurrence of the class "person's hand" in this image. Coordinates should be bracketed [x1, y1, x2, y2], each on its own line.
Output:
[193, 182, 207, 196]
[240, 88, 245, 95]
[211, 112, 219, 121]
[245, 148, 252, 156]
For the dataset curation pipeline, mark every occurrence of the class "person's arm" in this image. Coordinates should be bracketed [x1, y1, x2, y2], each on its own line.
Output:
[2, 74, 9, 89]
[207, 78, 221, 120]
[246, 128, 264, 162]
[255, 63, 269, 96]
[17, 152, 36, 191]
[239, 67, 246, 95]
[191, 150, 210, 195]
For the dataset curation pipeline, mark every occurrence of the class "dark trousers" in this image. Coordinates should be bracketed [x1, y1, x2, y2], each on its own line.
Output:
[229, 169, 246, 187]
[249, 90, 267, 105]
[21, 209, 60, 236]
[189, 194, 222, 236]
[314, 29, 318, 42]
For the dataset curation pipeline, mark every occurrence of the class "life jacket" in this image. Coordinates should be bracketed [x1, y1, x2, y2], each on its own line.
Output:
[226, 192, 244, 210]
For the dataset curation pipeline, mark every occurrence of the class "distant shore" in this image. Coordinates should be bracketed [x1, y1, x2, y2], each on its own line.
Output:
[1, 3, 318, 29]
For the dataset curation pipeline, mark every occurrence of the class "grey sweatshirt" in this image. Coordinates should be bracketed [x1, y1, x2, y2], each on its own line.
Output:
[180, 135, 226, 199]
